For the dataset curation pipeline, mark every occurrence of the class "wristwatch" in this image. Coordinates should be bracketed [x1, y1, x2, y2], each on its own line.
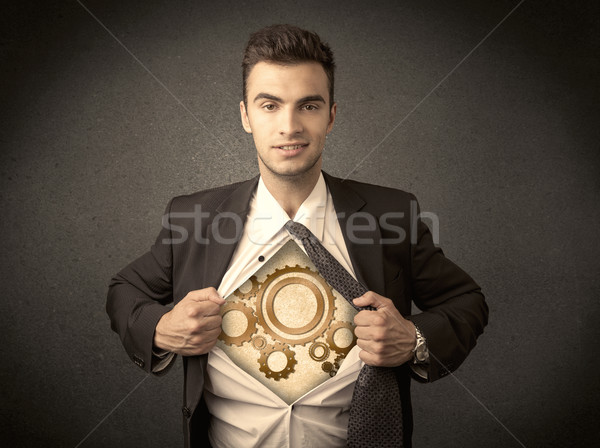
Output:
[412, 325, 429, 364]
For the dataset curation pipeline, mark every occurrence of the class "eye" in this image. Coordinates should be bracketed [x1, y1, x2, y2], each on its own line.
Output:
[302, 104, 318, 111]
[262, 103, 276, 111]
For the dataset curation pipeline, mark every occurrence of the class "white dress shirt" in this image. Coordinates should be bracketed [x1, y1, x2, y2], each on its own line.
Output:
[204, 173, 364, 448]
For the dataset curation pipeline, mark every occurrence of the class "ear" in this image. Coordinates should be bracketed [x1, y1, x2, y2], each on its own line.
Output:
[326, 102, 337, 134]
[240, 101, 252, 133]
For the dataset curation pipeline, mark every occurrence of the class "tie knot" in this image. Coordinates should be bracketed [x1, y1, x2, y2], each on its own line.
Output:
[284, 220, 312, 241]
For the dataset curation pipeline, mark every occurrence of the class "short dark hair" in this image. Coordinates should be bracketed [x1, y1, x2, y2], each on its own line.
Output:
[242, 24, 335, 108]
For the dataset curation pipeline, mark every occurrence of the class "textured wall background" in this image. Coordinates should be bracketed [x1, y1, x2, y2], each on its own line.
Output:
[1, 1, 599, 447]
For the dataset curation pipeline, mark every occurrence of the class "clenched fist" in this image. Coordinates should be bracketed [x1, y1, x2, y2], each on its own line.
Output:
[153, 287, 225, 356]
[353, 291, 417, 367]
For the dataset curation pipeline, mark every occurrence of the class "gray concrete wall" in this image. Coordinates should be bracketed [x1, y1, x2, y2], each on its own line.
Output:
[1, 1, 599, 446]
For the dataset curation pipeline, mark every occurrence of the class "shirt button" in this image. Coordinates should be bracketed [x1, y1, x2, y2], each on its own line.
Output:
[258, 255, 265, 262]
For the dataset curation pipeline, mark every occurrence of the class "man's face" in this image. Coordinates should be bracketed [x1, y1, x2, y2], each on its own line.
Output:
[240, 62, 336, 180]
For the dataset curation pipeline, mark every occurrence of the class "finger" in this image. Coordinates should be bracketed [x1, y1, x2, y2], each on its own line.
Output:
[354, 325, 370, 340]
[354, 324, 386, 342]
[358, 348, 382, 367]
[185, 287, 226, 305]
[189, 314, 223, 333]
[354, 309, 386, 327]
[352, 291, 389, 309]
[188, 326, 223, 345]
[186, 300, 223, 318]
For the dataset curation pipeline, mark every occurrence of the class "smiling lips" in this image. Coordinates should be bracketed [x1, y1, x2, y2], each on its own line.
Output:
[276, 143, 308, 151]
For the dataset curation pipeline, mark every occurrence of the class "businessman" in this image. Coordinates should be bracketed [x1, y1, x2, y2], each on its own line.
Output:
[107, 24, 488, 447]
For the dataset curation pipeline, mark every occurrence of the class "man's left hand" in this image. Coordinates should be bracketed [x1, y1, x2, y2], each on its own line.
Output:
[353, 291, 416, 367]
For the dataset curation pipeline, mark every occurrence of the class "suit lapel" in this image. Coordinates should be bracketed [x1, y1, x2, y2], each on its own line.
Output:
[323, 172, 386, 295]
[202, 176, 260, 289]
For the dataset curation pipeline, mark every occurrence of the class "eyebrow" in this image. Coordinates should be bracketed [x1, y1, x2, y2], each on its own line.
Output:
[253, 93, 326, 104]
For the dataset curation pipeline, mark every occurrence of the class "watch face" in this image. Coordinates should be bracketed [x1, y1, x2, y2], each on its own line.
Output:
[416, 347, 427, 362]
[414, 338, 428, 363]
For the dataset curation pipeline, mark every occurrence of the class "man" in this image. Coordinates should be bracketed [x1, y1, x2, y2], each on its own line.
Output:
[107, 24, 488, 447]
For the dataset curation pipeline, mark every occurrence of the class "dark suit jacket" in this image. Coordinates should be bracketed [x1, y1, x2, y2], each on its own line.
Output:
[107, 172, 488, 447]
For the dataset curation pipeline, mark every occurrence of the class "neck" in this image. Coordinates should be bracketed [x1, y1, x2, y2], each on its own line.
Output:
[259, 165, 321, 219]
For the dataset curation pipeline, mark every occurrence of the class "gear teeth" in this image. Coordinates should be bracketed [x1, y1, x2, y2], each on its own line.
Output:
[309, 341, 330, 362]
[258, 341, 297, 381]
[218, 301, 258, 346]
[233, 275, 260, 301]
[325, 321, 357, 356]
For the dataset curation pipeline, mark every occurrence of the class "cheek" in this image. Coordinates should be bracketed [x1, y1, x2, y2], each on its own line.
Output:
[250, 116, 272, 136]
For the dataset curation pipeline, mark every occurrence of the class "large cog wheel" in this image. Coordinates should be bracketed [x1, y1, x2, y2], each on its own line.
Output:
[325, 321, 357, 356]
[255, 265, 336, 346]
[258, 341, 297, 381]
[218, 301, 258, 346]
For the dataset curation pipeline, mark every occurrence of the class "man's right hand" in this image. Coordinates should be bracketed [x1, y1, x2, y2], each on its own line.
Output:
[153, 287, 225, 356]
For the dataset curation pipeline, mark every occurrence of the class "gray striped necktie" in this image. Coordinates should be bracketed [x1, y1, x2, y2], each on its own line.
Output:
[285, 220, 403, 447]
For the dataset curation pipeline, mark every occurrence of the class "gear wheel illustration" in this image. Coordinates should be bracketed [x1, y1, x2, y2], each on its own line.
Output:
[233, 275, 260, 301]
[321, 354, 346, 377]
[255, 265, 336, 346]
[251, 335, 267, 350]
[330, 354, 347, 377]
[325, 321, 357, 356]
[258, 341, 297, 381]
[218, 301, 258, 346]
[322, 361, 334, 373]
[309, 341, 330, 362]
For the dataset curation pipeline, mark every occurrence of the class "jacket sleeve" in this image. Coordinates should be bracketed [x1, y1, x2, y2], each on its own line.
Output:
[106, 199, 177, 374]
[406, 195, 489, 382]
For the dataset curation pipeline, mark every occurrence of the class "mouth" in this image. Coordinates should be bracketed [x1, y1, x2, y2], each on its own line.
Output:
[275, 143, 308, 151]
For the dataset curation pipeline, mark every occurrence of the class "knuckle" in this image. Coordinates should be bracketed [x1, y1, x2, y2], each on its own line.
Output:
[372, 315, 386, 327]
[374, 342, 386, 354]
[373, 329, 386, 341]
[188, 335, 202, 346]
[187, 318, 202, 333]
[186, 307, 198, 318]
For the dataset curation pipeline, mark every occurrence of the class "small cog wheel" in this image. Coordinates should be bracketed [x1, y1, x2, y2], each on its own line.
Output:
[258, 341, 297, 381]
[328, 354, 346, 377]
[322, 361, 333, 373]
[309, 341, 330, 362]
[218, 301, 258, 346]
[325, 321, 357, 356]
[251, 335, 267, 350]
[233, 275, 260, 301]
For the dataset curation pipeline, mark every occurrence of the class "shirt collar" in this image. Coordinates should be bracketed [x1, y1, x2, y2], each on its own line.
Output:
[247, 173, 328, 245]
[293, 174, 327, 241]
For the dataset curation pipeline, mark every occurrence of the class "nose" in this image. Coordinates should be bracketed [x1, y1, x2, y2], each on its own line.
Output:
[279, 107, 303, 136]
